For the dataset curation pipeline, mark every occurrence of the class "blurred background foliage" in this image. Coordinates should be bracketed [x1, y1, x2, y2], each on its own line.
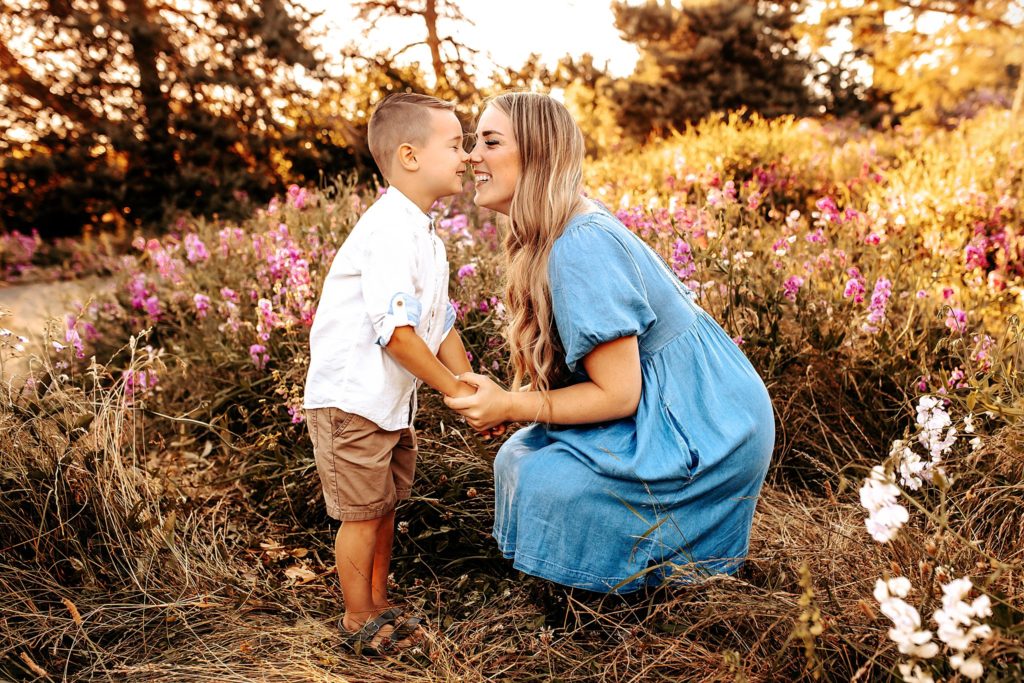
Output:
[1, 0, 1022, 240]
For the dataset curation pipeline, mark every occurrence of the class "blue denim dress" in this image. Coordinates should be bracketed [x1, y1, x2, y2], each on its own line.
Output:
[492, 210, 774, 593]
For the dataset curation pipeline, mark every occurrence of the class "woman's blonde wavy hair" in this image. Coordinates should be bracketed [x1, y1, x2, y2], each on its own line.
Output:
[489, 92, 587, 397]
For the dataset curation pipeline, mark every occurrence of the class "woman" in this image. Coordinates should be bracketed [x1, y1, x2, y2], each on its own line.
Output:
[446, 92, 774, 593]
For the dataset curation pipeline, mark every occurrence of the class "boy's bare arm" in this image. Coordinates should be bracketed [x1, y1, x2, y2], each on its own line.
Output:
[436, 329, 473, 376]
[385, 327, 475, 397]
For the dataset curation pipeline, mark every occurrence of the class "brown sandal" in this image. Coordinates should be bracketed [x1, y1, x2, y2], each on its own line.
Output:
[340, 607, 404, 656]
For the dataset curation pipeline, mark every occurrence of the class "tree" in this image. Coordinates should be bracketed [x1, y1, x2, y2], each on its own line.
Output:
[805, 1, 1024, 123]
[352, 0, 478, 100]
[610, 0, 822, 141]
[0, 0, 358, 236]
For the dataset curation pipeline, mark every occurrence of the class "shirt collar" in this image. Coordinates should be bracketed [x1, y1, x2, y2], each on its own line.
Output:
[382, 186, 434, 231]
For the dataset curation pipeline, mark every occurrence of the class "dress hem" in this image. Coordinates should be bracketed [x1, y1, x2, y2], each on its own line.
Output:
[495, 534, 746, 594]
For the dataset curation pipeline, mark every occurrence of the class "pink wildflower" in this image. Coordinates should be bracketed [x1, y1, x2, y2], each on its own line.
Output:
[963, 241, 988, 270]
[946, 308, 967, 334]
[815, 196, 841, 223]
[287, 184, 309, 210]
[782, 275, 805, 302]
[143, 295, 161, 320]
[64, 314, 84, 359]
[971, 334, 994, 372]
[864, 277, 892, 333]
[843, 268, 866, 304]
[671, 239, 695, 279]
[249, 343, 269, 370]
[184, 233, 210, 263]
[194, 293, 211, 318]
[123, 368, 158, 398]
[806, 228, 826, 244]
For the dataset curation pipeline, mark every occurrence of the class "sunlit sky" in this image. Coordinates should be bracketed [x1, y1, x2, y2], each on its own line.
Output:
[301, 0, 643, 83]
[297, 1, 981, 87]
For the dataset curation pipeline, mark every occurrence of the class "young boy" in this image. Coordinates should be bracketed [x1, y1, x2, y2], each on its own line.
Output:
[303, 92, 475, 654]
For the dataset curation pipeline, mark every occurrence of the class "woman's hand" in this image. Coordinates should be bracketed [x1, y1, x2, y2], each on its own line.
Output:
[444, 372, 511, 432]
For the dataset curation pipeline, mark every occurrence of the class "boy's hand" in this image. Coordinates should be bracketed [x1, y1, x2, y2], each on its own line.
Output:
[481, 424, 507, 440]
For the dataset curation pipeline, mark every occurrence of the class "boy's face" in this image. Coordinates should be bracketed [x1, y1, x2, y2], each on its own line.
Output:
[414, 109, 470, 199]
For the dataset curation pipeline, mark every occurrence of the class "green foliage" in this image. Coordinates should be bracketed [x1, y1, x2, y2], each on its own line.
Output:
[805, 0, 1024, 124]
[609, 0, 823, 141]
[0, 0, 361, 237]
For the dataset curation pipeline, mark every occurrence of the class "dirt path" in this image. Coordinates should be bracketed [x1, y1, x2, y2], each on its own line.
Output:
[0, 277, 115, 380]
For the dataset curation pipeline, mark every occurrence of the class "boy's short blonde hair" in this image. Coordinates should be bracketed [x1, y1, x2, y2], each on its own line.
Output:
[367, 93, 456, 178]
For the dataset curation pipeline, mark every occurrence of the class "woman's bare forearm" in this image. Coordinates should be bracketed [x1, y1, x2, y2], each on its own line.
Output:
[506, 381, 638, 425]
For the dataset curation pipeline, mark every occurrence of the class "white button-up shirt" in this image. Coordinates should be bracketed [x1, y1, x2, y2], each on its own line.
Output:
[304, 187, 454, 430]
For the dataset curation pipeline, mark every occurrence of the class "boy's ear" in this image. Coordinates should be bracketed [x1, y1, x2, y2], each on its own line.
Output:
[396, 142, 419, 172]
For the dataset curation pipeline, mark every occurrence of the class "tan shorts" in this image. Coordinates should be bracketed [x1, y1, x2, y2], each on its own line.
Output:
[305, 407, 417, 521]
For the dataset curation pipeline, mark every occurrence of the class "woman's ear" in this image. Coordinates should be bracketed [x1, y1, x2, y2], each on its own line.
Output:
[397, 142, 419, 172]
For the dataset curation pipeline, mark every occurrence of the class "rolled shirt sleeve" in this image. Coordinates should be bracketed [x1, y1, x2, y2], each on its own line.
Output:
[443, 300, 457, 336]
[361, 225, 424, 347]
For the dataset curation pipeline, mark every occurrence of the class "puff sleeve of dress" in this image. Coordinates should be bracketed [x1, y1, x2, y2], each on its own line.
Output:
[548, 219, 657, 373]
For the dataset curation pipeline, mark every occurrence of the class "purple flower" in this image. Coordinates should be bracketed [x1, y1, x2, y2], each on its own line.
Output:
[184, 233, 210, 263]
[945, 308, 967, 333]
[863, 277, 892, 333]
[249, 343, 269, 370]
[287, 184, 309, 210]
[963, 242, 988, 270]
[843, 268, 866, 304]
[815, 196, 841, 222]
[64, 314, 85, 359]
[194, 293, 211, 318]
[671, 239, 696, 279]
[782, 275, 805, 302]
[805, 228, 826, 244]
[457, 263, 478, 280]
[143, 295, 161, 320]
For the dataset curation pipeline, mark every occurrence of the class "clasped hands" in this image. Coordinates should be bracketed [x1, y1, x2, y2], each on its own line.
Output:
[445, 372, 510, 435]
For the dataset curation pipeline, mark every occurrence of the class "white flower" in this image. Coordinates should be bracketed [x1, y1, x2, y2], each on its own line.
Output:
[950, 654, 985, 680]
[933, 577, 993, 677]
[0, 328, 11, 337]
[897, 447, 929, 490]
[898, 662, 935, 683]
[860, 466, 908, 542]
[970, 436, 982, 451]
[875, 578, 939, 659]
[963, 414, 975, 434]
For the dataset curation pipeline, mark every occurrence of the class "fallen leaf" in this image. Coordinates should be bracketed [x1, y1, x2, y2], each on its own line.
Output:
[284, 565, 317, 584]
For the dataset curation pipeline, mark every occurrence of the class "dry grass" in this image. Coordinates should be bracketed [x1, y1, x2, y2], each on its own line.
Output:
[2, 353, 1021, 681]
